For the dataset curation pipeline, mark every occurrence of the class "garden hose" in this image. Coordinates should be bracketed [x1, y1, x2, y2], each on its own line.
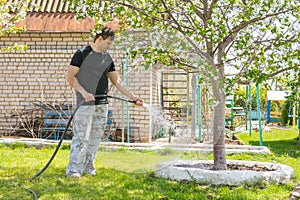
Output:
[18, 184, 38, 200]
[23, 94, 136, 199]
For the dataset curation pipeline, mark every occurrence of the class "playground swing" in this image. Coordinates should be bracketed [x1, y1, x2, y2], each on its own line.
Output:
[266, 90, 289, 125]
[244, 85, 264, 146]
[286, 100, 299, 126]
[225, 95, 246, 130]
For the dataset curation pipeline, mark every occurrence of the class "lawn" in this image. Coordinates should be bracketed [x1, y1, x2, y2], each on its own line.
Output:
[0, 127, 299, 200]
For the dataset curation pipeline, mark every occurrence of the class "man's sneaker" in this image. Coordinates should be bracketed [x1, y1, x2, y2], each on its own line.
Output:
[66, 172, 81, 178]
[85, 169, 96, 176]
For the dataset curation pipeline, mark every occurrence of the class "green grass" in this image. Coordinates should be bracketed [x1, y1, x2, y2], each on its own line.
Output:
[0, 128, 299, 200]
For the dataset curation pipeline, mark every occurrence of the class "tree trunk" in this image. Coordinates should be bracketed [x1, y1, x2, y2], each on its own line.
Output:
[212, 78, 227, 170]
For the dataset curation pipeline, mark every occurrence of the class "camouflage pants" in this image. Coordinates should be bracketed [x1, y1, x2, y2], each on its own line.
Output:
[66, 104, 108, 176]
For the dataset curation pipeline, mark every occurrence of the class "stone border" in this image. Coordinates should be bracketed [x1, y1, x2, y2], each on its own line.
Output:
[155, 160, 295, 186]
[0, 137, 270, 154]
[0, 137, 69, 149]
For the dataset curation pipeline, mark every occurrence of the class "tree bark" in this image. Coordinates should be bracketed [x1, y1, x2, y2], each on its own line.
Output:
[212, 78, 227, 170]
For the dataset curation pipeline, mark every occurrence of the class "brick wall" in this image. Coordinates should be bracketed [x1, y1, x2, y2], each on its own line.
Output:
[0, 32, 159, 142]
[107, 60, 156, 142]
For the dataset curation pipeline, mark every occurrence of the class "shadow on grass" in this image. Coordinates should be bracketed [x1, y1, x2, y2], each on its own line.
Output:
[248, 138, 300, 158]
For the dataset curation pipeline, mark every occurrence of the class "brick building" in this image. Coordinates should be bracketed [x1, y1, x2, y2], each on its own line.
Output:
[0, 0, 162, 142]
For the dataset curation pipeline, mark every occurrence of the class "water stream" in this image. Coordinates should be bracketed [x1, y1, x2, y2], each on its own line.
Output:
[97, 103, 190, 173]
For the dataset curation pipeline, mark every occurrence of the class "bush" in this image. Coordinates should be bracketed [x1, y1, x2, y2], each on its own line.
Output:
[281, 100, 292, 126]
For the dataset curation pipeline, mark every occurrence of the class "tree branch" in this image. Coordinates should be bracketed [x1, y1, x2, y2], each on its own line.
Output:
[160, 0, 213, 65]
[237, 64, 297, 85]
[107, 0, 162, 22]
[186, 0, 205, 22]
[213, 7, 295, 55]
[253, 35, 298, 44]
[267, 65, 295, 78]
[169, 55, 197, 70]
[208, 0, 218, 19]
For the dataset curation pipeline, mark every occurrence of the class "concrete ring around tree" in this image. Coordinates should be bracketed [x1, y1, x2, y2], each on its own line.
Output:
[155, 159, 294, 186]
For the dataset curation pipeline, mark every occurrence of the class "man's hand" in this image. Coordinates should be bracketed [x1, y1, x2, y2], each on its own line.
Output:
[130, 95, 143, 106]
[82, 92, 95, 102]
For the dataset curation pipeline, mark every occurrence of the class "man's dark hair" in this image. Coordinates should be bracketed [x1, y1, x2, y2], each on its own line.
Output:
[94, 27, 115, 42]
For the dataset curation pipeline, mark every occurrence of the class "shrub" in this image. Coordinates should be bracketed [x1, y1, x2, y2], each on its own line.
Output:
[281, 100, 292, 126]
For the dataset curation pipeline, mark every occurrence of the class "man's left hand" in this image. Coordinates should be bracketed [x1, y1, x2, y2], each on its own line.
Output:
[130, 95, 143, 106]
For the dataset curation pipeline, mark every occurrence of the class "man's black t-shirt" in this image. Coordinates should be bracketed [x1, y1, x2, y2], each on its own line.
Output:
[70, 46, 116, 105]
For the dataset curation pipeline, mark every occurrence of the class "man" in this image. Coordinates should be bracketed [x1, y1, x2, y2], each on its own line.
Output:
[66, 27, 143, 178]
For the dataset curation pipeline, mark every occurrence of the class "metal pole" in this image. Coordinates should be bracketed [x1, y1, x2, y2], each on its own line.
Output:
[298, 79, 300, 142]
[249, 85, 252, 136]
[126, 53, 130, 143]
[230, 99, 234, 127]
[187, 72, 190, 133]
[298, 101, 300, 142]
[293, 101, 296, 126]
[256, 84, 263, 146]
[121, 61, 125, 143]
[206, 92, 210, 141]
[295, 84, 300, 143]
[296, 77, 300, 144]
[266, 100, 271, 124]
[191, 73, 197, 139]
[246, 85, 249, 130]
[197, 72, 202, 142]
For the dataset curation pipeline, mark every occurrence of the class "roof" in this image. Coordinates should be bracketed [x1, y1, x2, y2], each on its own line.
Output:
[8, 0, 72, 13]
[16, 13, 95, 32]
[267, 91, 290, 101]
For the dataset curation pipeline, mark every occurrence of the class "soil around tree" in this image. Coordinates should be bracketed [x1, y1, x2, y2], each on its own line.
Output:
[175, 163, 275, 171]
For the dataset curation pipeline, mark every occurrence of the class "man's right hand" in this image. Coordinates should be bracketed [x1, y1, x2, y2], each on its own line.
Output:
[82, 92, 95, 102]
[130, 94, 143, 106]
